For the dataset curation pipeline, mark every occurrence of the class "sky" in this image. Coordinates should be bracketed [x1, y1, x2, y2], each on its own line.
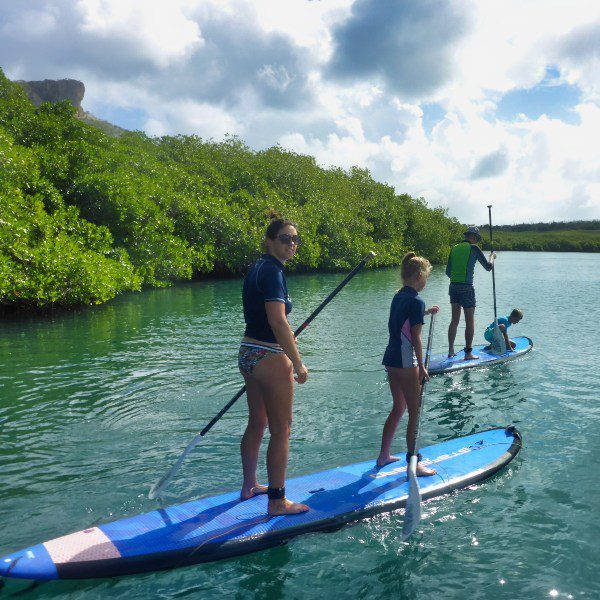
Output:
[1, 0, 599, 224]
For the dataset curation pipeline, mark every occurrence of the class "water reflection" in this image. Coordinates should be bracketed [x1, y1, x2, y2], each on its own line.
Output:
[236, 544, 293, 599]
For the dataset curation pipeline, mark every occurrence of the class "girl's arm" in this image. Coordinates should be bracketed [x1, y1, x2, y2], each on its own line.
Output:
[425, 305, 440, 315]
[265, 301, 308, 384]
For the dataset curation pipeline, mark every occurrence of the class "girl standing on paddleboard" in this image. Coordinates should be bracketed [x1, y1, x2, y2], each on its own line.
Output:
[377, 252, 439, 474]
[238, 214, 309, 516]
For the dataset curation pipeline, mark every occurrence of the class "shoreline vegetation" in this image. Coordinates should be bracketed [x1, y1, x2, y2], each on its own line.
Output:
[1, 70, 598, 311]
[480, 221, 600, 253]
[0, 70, 463, 310]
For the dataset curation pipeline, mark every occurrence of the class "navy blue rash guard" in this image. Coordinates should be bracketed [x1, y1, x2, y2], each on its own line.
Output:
[382, 286, 425, 368]
[243, 254, 292, 343]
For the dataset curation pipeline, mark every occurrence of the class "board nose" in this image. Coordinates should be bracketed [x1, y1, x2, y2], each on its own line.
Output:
[0, 545, 58, 581]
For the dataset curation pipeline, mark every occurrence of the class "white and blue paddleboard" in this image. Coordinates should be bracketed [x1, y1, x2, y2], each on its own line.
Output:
[0, 427, 521, 581]
[429, 336, 533, 376]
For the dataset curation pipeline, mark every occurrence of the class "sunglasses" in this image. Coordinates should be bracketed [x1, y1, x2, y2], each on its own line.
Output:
[277, 233, 301, 245]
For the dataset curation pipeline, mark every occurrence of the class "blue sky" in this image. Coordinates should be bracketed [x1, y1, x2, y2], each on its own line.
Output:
[0, 0, 598, 224]
[495, 68, 582, 124]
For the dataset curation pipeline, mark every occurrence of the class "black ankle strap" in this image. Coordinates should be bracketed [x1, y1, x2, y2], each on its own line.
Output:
[267, 486, 285, 500]
[406, 452, 423, 463]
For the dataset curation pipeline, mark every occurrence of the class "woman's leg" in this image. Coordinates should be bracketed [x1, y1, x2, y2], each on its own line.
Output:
[377, 369, 408, 467]
[252, 352, 309, 515]
[396, 368, 437, 477]
[240, 374, 268, 500]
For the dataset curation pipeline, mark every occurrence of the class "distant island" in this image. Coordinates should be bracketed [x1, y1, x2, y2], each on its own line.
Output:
[479, 221, 600, 252]
[1, 71, 597, 312]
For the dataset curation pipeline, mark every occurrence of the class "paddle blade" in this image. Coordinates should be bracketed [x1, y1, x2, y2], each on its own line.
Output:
[491, 321, 507, 355]
[148, 433, 205, 499]
[402, 455, 422, 540]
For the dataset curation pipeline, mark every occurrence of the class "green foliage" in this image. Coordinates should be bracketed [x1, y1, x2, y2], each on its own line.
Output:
[0, 129, 140, 307]
[0, 68, 470, 309]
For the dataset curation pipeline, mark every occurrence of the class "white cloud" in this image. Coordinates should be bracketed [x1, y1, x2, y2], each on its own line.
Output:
[77, 0, 203, 68]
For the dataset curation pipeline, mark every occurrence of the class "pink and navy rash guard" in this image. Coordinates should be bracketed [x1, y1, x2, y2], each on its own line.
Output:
[382, 286, 425, 368]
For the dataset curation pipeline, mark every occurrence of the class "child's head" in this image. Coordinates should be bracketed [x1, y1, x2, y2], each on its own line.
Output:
[401, 252, 432, 290]
[509, 308, 523, 324]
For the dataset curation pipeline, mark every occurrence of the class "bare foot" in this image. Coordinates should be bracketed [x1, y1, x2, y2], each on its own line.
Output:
[464, 353, 479, 360]
[240, 484, 268, 501]
[268, 498, 309, 516]
[448, 348, 455, 358]
[416, 463, 437, 477]
[376, 455, 401, 468]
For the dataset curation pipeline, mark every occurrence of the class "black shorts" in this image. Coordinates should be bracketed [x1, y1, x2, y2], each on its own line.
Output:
[449, 283, 476, 308]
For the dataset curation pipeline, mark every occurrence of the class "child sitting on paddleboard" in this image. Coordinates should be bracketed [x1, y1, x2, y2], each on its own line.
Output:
[484, 309, 523, 351]
[377, 252, 439, 475]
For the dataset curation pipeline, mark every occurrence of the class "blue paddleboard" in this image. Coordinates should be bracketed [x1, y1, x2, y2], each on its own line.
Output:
[0, 427, 521, 581]
[428, 336, 533, 376]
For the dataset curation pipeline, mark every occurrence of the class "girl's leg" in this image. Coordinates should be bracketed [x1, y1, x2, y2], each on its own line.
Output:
[377, 369, 408, 467]
[240, 374, 268, 500]
[252, 352, 309, 515]
[397, 368, 437, 477]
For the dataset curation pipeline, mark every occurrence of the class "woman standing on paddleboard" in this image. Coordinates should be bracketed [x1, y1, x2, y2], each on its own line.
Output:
[238, 214, 309, 516]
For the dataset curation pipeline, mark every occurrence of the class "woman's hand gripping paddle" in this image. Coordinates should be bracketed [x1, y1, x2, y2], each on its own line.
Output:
[148, 251, 376, 499]
[488, 205, 506, 355]
[402, 312, 436, 541]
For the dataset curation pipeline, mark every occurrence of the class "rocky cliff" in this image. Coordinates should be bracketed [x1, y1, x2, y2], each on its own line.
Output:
[15, 78, 125, 136]
[16, 78, 85, 112]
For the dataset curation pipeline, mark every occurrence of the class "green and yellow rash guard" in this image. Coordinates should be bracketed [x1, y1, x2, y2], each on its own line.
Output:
[445, 241, 493, 284]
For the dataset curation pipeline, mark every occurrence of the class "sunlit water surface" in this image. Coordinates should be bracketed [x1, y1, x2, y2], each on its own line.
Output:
[1, 252, 598, 599]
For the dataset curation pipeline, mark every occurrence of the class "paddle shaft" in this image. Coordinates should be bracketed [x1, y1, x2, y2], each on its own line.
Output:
[409, 312, 436, 455]
[402, 312, 436, 540]
[488, 205, 498, 323]
[198, 251, 376, 437]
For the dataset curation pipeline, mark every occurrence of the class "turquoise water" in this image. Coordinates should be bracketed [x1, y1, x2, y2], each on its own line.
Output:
[1, 252, 598, 598]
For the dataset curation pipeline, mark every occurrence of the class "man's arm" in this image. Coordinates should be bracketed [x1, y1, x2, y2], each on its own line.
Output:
[473, 245, 495, 271]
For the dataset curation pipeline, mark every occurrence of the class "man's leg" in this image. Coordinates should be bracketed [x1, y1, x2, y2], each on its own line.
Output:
[448, 302, 461, 357]
[464, 307, 477, 359]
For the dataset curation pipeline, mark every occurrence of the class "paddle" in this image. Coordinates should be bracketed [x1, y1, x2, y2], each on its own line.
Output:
[487, 205, 506, 355]
[148, 251, 377, 499]
[401, 312, 436, 541]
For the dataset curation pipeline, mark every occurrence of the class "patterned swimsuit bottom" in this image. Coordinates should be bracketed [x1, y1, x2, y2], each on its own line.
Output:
[238, 342, 283, 375]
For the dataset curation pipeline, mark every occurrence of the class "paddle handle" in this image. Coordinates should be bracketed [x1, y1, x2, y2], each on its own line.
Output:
[488, 205, 498, 322]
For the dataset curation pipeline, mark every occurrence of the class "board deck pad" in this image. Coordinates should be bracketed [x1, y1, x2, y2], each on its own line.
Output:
[0, 427, 521, 581]
[428, 336, 532, 375]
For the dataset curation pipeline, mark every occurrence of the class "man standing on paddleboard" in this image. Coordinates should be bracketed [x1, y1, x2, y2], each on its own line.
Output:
[446, 226, 495, 360]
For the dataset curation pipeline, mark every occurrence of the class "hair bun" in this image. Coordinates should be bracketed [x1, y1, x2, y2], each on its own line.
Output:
[402, 252, 417, 264]
[267, 210, 281, 221]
